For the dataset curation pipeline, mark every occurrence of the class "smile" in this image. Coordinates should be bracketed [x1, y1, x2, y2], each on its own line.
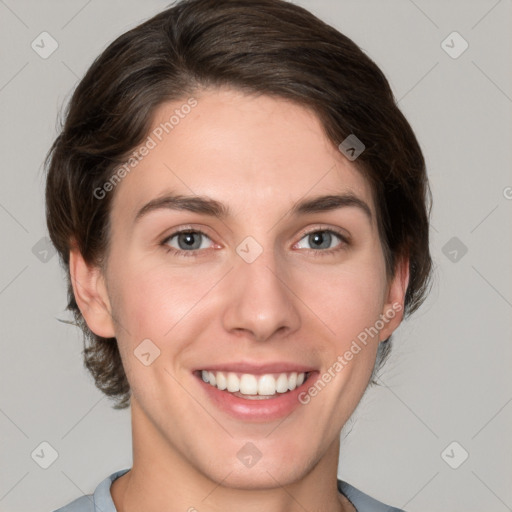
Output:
[193, 362, 318, 420]
[200, 370, 309, 398]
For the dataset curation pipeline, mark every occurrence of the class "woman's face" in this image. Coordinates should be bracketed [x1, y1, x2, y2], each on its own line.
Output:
[79, 87, 407, 488]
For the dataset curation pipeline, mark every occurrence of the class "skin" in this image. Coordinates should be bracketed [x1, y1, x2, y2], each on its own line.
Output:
[70, 87, 409, 512]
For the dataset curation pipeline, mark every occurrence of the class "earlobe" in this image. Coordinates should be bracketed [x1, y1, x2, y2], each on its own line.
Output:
[69, 247, 116, 339]
[379, 255, 410, 342]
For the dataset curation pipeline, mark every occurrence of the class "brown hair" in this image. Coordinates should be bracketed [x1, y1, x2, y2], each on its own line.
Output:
[45, 0, 432, 409]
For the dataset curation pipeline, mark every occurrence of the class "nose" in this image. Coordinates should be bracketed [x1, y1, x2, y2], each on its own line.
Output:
[221, 247, 301, 343]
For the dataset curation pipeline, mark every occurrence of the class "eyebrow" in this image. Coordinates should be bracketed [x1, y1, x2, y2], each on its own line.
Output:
[133, 191, 372, 224]
[134, 194, 230, 223]
[291, 193, 372, 221]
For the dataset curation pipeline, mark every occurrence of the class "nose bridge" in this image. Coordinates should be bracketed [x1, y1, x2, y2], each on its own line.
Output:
[221, 237, 301, 341]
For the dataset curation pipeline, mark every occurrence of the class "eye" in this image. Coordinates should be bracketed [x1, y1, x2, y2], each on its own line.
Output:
[162, 229, 214, 255]
[294, 229, 347, 252]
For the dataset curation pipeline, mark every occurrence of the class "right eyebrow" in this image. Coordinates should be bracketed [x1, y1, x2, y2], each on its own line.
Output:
[133, 193, 231, 225]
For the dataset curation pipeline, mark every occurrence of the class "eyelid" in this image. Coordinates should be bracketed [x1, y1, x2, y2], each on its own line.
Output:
[161, 224, 217, 242]
[163, 228, 213, 244]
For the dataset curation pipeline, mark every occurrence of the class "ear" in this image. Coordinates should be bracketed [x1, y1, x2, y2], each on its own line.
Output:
[69, 246, 116, 339]
[378, 254, 410, 342]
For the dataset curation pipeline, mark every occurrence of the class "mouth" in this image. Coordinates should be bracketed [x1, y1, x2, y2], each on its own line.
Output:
[192, 366, 318, 421]
[195, 370, 313, 400]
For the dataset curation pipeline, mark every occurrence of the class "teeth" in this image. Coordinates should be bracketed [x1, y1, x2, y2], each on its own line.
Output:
[258, 374, 277, 396]
[240, 374, 258, 394]
[227, 372, 240, 392]
[288, 372, 297, 390]
[275, 373, 289, 393]
[216, 371, 227, 390]
[200, 370, 308, 396]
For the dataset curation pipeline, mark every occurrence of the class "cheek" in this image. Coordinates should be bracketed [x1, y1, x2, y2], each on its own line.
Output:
[107, 262, 213, 399]
[108, 259, 221, 341]
[297, 258, 388, 345]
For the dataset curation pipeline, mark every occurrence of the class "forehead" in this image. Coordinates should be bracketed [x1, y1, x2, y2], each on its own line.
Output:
[110, 88, 375, 221]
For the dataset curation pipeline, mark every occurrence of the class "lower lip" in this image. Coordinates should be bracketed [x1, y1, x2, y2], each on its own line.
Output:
[195, 372, 318, 422]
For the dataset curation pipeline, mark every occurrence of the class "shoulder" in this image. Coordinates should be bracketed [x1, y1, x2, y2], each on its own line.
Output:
[52, 468, 131, 512]
[52, 495, 95, 512]
[338, 479, 406, 512]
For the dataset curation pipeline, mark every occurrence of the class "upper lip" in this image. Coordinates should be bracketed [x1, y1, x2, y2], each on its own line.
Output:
[194, 361, 317, 375]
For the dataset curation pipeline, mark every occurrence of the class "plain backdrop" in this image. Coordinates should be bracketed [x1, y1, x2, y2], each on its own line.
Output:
[0, 1, 511, 511]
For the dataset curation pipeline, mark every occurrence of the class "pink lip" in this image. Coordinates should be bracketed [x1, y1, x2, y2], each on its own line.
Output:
[193, 361, 317, 375]
[194, 370, 319, 422]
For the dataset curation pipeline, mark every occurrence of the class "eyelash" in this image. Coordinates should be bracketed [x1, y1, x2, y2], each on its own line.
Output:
[161, 226, 350, 259]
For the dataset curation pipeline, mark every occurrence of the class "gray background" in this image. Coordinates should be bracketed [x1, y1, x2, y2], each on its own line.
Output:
[0, 1, 511, 511]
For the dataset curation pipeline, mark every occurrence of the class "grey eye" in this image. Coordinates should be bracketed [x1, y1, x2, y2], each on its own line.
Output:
[166, 231, 212, 251]
[296, 230, 342, 250]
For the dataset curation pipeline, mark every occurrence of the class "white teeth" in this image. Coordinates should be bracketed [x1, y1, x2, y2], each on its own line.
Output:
[288, 372, 297, 391]
[226, 372, 240, 392]
[275, 373, 289, 393]
[200, 370, 308, 396]
[240, 374, 258, 394]
[258, 374, 277, 396]
[216, 371, 227, 390]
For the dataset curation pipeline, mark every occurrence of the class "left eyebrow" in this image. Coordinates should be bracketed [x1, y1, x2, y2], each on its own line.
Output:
[291, 193, 373, 223]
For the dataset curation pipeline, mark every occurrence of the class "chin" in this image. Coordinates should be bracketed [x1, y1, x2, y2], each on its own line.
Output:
[213, 463, 308, 491]
[198, 445, 314, 491]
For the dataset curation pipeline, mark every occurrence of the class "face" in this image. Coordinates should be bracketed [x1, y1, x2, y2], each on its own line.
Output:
[73, 87, 407, 489]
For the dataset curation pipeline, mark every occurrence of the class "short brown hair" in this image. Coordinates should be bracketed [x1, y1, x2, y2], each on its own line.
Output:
[45, 0, 432, 409]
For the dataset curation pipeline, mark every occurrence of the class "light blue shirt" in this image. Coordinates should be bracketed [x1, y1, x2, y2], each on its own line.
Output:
[53, 468, 405, 512]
